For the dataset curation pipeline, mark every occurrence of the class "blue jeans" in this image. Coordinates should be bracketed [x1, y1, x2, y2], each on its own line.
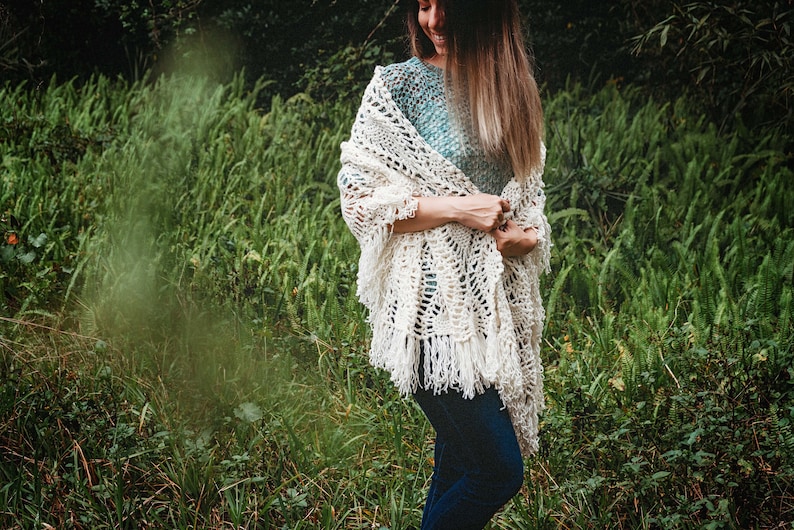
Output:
[413, 384, 524, 530]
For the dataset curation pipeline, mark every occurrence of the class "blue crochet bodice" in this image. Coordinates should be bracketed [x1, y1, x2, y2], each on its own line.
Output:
[380, 57, 512, 196]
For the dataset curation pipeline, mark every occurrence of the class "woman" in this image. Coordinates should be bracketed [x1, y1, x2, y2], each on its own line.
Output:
[337, 0, 550, 527]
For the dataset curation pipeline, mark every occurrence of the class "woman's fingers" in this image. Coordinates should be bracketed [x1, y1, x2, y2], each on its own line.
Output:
[491, 220, 539, 256]
[453, 194, 511, 231]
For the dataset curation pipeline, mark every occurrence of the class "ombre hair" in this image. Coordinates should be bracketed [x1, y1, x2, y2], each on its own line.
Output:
[406, 0, 544, 180]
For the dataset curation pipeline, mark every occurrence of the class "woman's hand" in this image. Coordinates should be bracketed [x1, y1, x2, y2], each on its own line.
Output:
[491, 220, 538, 257]
[451, 194, 511, 232]
[392, 194, 510, 233]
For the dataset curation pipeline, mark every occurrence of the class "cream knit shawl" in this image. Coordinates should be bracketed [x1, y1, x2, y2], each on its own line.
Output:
[337, 66, 551, 456]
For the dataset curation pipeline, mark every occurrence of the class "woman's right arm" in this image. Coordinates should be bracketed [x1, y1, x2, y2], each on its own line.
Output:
[391, 194, 511, 233]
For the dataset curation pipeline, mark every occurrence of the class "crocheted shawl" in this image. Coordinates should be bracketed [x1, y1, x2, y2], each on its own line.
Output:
[337, 66, 551, 456]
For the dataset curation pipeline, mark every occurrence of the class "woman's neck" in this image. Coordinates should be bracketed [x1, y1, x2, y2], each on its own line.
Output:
[426, 54, 446, 69]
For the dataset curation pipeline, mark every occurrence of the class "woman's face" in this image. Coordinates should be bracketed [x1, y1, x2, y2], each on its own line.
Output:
[417, 0, 447, 64]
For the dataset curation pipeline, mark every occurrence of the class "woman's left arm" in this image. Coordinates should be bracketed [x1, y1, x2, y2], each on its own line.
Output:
[491, 220, 538, 257]
[491, 168, 550, 261]
[493, 141, 551, 261]
[491, 220, 538, 258]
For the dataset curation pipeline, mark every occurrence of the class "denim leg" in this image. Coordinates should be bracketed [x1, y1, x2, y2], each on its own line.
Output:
[420, 434, 466, 526]
[413, 386, 524, 530]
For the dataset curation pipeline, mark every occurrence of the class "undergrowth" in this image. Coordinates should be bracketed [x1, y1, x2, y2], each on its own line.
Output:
[1, 72, 792, 528]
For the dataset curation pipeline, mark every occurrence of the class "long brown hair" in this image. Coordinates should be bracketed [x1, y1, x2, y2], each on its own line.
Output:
[406, 0, 544, 180]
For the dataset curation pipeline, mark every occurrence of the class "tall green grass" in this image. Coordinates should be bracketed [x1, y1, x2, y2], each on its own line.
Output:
[540, 83, 793, 529]
[1, 72, 792, 528]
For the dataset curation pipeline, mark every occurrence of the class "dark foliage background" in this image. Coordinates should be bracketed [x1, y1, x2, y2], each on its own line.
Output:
[1, 0, 790, 136]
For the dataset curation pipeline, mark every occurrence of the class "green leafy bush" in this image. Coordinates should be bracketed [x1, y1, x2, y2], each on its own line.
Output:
[0, 79, 118, 314]
[631, 0, 794, 134]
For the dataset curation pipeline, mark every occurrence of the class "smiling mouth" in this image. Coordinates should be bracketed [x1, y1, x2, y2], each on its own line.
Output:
[430, 32, 446, 44]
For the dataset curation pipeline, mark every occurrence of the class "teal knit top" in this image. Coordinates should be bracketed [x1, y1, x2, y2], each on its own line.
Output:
[380, 57, 513, 196]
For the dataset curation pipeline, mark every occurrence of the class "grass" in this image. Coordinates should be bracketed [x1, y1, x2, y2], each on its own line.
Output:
[1, 71, 793, 528]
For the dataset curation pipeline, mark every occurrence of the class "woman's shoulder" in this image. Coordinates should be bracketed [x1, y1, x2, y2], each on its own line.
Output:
[381, 57, 424, 77]
[380, 57, 440, 93]
[378, 57, 442, 112]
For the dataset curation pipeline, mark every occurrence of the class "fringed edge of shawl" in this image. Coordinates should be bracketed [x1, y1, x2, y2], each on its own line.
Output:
[368, 325, 543, 457]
